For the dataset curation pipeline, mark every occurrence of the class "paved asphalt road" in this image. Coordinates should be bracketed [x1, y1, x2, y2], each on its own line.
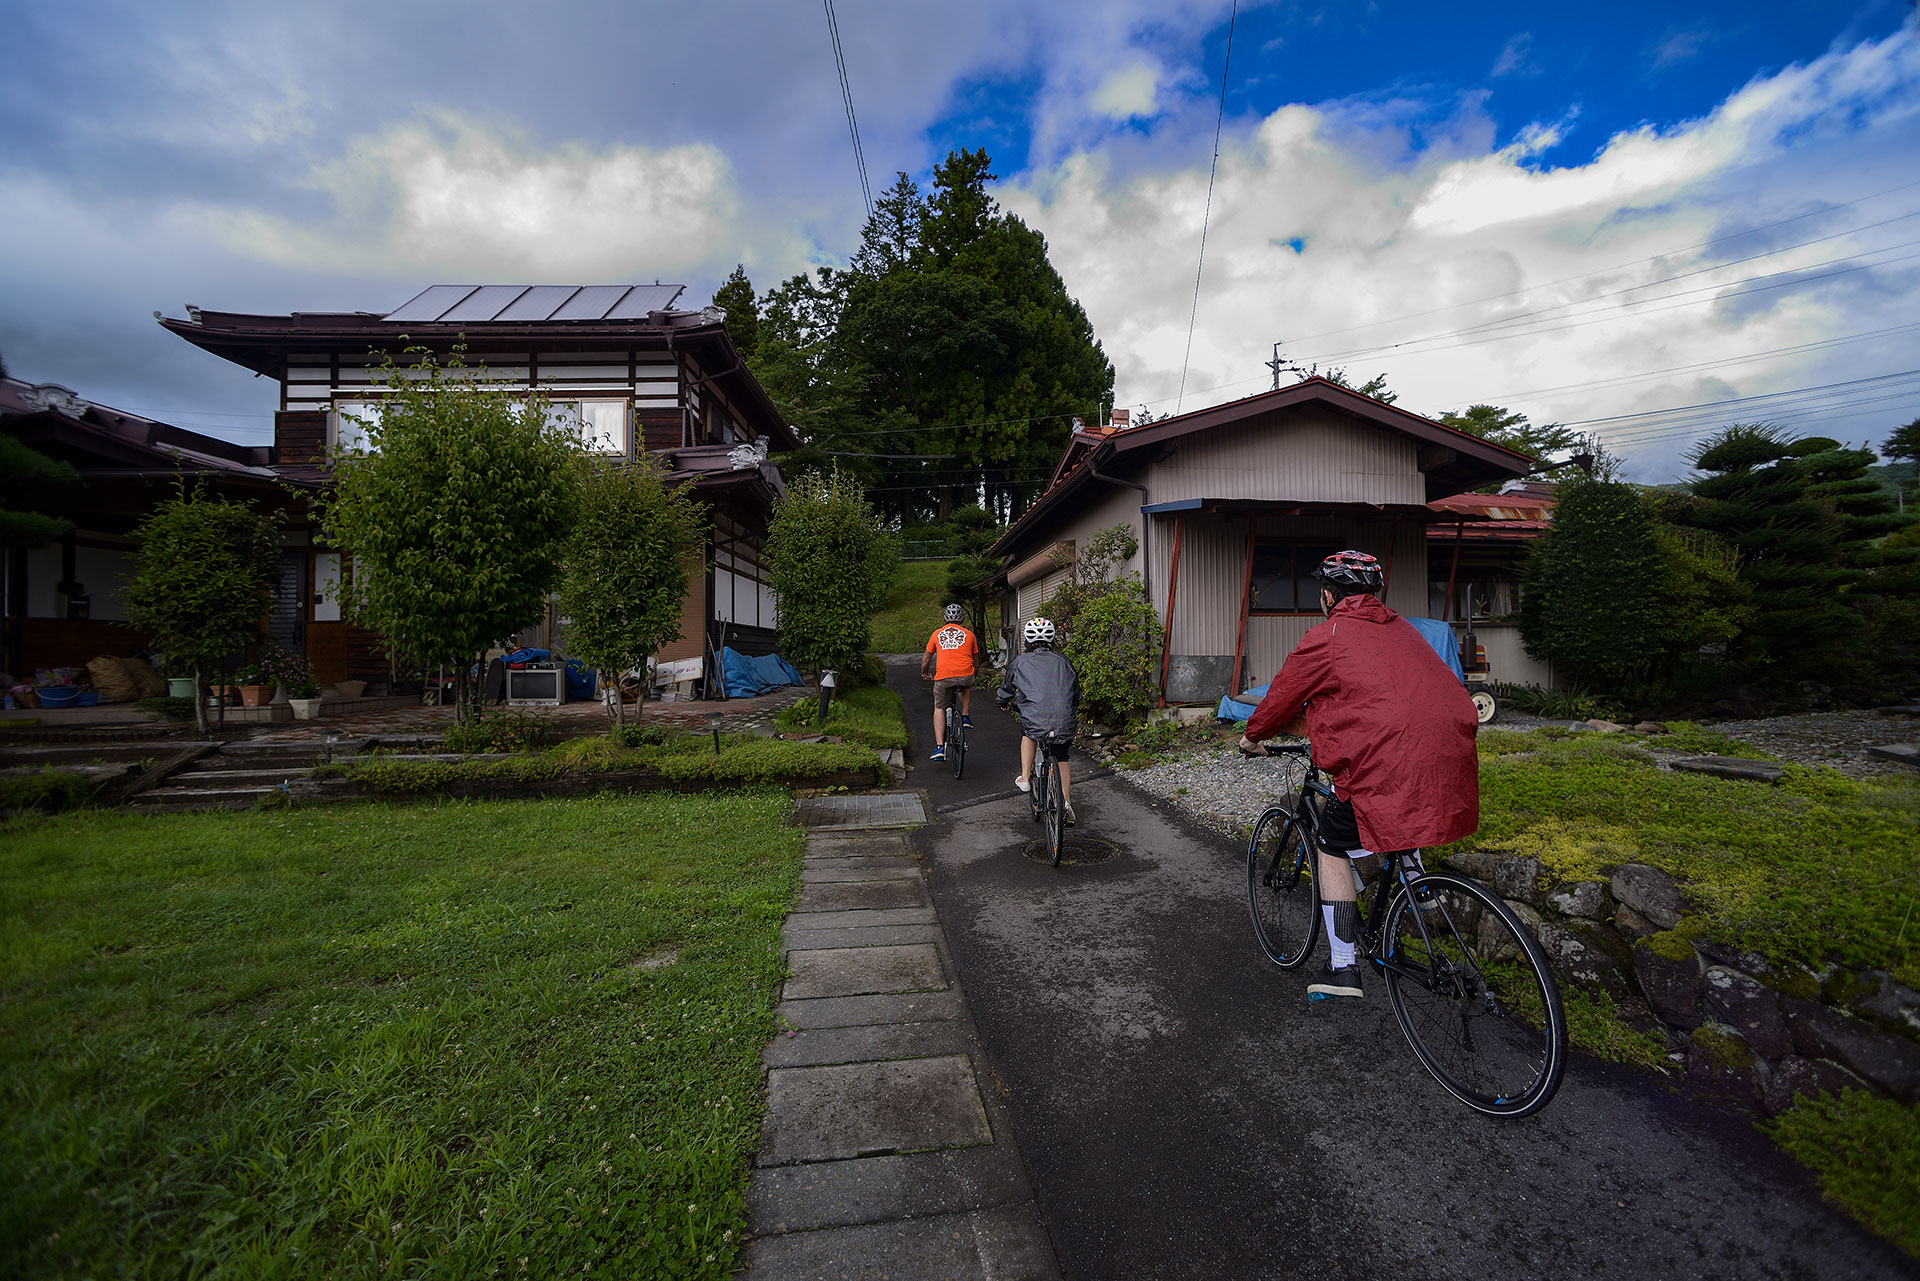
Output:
[884, 656, 1908, 1281]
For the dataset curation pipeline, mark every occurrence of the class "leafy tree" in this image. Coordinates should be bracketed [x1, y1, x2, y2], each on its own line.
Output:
[1438, 404, 1588, 488]
[1680, 424, 1864, 682]
[744, 149, 1114, 525]
[1292, 362, 1398, 405]
[0, 433, 78, 546]
[125, 485, 280, 734]
[319, 349, 580, 723]
[1885, 417, 1920, 500]
[764, 469, 897, 682]
[1518, 476, 1665, 690]
[711, 264, 760, 361]
[561, 453, 705, 734]
[939, 504, 1005, 638]
[1041, 523, 1161, 724]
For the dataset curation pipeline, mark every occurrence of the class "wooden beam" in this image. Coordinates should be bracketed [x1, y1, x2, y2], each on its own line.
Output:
[1231, 516, 1256, 695]
[1156, 514, 1185, 706]
[1444, 518, 1465, 622]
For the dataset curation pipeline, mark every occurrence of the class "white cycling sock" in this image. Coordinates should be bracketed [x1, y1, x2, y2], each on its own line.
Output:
[1321, 904, 1356, 969]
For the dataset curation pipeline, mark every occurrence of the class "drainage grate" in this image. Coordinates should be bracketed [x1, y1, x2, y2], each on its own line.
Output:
[1021, 835, 1121, 867]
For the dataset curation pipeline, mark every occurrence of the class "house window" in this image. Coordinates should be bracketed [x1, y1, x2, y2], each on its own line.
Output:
[1249, 543, 1340, 613]
[548, 399, 629, 454]
[1431, 576, 1521, 623]
[332, 400, 380, 452]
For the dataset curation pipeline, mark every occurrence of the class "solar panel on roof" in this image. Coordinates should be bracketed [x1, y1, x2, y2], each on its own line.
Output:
[438, 285, 530, 323]
[551, 285, 634, 321]
[604, 284, 686, 320]
[385, 285, 479, 323]
[495, 285, 582, 322]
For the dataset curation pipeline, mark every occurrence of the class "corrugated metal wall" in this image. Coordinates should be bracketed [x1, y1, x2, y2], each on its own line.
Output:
[1146, 409, 1424, 507]
[1474, 624, 1554, 688]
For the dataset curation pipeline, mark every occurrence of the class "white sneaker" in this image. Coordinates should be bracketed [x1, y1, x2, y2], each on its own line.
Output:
[1014, 773, 1030, 792]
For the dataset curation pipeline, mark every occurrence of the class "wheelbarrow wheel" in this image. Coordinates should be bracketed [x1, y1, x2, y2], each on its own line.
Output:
[1471, 689, 1499, 725]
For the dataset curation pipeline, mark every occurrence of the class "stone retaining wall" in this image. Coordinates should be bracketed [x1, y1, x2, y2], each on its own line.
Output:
[1439, 850, 1920, 1116]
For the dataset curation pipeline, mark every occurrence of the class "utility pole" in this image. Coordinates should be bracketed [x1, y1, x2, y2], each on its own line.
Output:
[1266, 341, 1285, 391]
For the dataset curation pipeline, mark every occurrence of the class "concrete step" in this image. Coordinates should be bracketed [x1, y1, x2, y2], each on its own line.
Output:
[211, 744, 326, 766]
[0, 742, 183, 767]
[165, 767, 312, 790]
[129, 786, 276, 812]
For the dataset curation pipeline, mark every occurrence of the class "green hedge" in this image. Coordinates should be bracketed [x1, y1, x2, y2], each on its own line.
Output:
[330, 734, 881, 795]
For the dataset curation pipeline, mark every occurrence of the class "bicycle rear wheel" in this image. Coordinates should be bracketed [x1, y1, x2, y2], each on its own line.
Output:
[1381, 873, 1567, 1117]
[1044, 759, 1065, 866]
[1247, 808, 1320, 968]
[950, 714, 966, 779]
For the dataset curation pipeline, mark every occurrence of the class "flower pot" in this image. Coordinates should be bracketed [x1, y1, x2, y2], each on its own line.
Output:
[270, 681, 290, 706]
[333, 680, 367, 700]
[167, 677, 195, 699]
[289, 697, 323, 721]
[238, 684, 272, 708]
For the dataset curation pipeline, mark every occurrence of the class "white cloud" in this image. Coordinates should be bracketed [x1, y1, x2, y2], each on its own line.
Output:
[208, 112, 798, 280]
[1491, 33, 1537, 79]
[1000, 29, 1920, 479]
[1090, 61, 1164, 119]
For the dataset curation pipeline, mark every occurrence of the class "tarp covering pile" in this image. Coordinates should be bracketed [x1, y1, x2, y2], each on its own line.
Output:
[720, 648, 805, 698]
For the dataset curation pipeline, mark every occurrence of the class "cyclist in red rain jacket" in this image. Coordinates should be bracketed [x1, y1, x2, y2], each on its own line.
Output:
[1239, 550, 1480, 1002]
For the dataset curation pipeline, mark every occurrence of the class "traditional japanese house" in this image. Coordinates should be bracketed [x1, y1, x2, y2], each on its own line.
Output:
[157, 285, 798, 689]
[988, 377, 1552, 705]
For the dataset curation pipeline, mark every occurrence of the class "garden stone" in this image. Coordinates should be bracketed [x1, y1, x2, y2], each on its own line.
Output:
[1669, 756, 1786, 784]
[1762, 1055, 1869, 1117]
[1611, 864, 1686, 930]
[1632, 936, 1703, 1027]
[1846, 972, 1920, 1037]
[1782, 997, 1920, 1102]
[1633, 721, 1666, 734]
[1535, 919, 1636, 1003]
[1439, 849, 1501, 880]
[1611, 903, 1658, 941]
[1700, 966, 1789, 1060]
[1493, 856, 1544, 908]
[1585, 719, 1627, 732]
[1685, 1024, 1768, 1113]
[1545, 880, 1609, 920]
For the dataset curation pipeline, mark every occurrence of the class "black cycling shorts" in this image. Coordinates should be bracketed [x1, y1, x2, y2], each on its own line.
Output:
[1318, 795, 1362, 852]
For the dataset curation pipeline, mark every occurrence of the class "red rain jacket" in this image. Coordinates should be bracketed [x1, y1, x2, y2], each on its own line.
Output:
[1245, 595, 1480, 851]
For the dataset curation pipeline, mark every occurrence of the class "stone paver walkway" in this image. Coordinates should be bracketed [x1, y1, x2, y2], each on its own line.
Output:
[742, 806, 1060, 1279]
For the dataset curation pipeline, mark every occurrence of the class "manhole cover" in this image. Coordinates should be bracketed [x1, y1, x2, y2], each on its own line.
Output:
[1021, 835, 1122, 867]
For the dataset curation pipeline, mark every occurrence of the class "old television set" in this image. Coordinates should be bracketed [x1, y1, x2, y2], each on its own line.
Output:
[505, 666, 567, 706]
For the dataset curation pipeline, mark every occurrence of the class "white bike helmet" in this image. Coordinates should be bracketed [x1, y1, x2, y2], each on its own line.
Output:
[943, 603, 965, 623]
[1023, 616, 1056, 645]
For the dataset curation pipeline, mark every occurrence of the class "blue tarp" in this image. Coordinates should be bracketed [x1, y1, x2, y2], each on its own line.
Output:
[720, 647, 806, 698]
[1213, 618, 1465, 721]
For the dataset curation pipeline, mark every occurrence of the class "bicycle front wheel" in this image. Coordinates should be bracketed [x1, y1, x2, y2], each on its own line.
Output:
[1044, 761, 1065, 866]
[1382, 873, 1567, 1117]
[1247, 808, 1320, 968]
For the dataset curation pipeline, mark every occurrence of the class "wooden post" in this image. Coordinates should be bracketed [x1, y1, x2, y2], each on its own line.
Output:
[1443, 518, 1465, 622]
[1382, 518, 1399, 598]
[1156, 514, 1185, 706]
[1231, 516, 1256, 695]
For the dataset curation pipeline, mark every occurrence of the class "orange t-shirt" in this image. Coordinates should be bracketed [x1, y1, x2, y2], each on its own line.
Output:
[925, 623, 982, 680]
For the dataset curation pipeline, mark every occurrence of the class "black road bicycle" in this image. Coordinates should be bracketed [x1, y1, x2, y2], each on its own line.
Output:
[945, 704, 967, 779]
[1028, 731, 1070, 867]
[1245, 742, 1568, 1118]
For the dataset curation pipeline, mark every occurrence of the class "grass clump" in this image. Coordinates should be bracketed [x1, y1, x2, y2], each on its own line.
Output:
[775, 684, 910, 750]
[0, 768, 95, 814]
[1562, 988, 1670, 1072]
[1765, 1091, 1920, 1259]
[333, 733, 880, 794]
[442, 707, 567, 753]
[0, 791, 804, 1278]
[1656, 720, 1774, 760]
[1447, 727, 1920, 987]
[134, 695, 196, 722]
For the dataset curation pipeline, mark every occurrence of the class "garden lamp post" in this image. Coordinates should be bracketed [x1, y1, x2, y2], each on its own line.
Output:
[817, 670, 837, 727]
[323, 728, 341, 766]
[705, 711, 724, 755]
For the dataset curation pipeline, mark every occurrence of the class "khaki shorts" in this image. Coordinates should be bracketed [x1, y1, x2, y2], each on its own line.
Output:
[933, 676, 974, 711]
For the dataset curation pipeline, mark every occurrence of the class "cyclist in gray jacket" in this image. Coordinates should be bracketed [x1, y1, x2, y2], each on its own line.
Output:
[997, 616, 1080, 824]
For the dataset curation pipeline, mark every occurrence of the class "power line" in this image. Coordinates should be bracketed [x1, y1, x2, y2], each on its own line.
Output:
[1556, 369, 1920, 429]
[823, 0, 871, 216]
[1177, 0, 1237, 414]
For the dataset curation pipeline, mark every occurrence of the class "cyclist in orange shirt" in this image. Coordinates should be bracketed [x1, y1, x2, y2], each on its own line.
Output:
[922, 603, 983, 762]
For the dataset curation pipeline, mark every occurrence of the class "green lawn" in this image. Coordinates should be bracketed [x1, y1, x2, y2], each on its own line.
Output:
[1452, 730, 1920, 986]
[868, 559, 955, 653]
[0, 791, 803, 1279]
[774, 684, 910, 750]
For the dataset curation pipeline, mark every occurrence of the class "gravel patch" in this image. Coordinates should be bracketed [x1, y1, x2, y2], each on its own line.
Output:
[1104, 709, 1919, 837]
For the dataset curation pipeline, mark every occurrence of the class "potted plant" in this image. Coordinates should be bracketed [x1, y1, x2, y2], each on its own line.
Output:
[259, 642, 312, 708]
[163, 658, 195, 700]
[288, 679, 324, 721]
[231, 665, 272, 708]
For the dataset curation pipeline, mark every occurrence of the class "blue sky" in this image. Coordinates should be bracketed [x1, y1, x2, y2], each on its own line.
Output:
[1, 0, 1916, 479]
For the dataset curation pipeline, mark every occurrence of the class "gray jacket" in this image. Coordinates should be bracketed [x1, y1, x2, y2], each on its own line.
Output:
[997, 646, 1079, 740]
